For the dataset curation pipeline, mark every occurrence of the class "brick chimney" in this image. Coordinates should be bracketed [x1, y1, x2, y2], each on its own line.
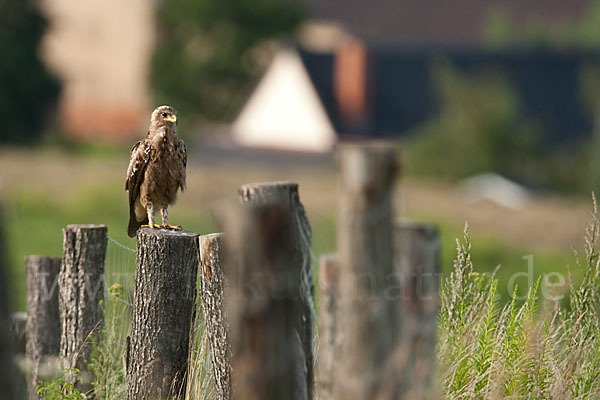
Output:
[334, 36, 370, 132]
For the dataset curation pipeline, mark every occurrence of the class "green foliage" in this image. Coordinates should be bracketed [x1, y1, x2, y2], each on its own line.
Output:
[0, 0, 60, 143]
[151, 0, 303, 131]
[438, 196, 600, 398]
[484, 1, 600, 49]
[88, 284, 128, 399]
[36, 369, 85, 400]
[404, 64, 540, 181]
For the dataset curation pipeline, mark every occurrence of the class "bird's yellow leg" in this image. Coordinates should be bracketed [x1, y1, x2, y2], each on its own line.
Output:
[160, 207, 181, 230]
[141, 201, 161, 229]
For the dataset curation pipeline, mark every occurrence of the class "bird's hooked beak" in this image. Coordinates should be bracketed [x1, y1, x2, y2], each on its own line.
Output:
[166, 115, 177, 125]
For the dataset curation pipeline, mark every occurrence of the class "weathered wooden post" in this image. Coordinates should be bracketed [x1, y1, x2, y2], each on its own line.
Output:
[26, 255, 61, 397]
[334, 142, 400, 399]
[395, 222, 440, 398]
[225, 200, 308, 400]
[126, 228, 199, 400]
[316, 254, 339, 400]
[60, 224, 107, 372]
[239, 181, 314, 399]
[0, 213, 24, 399]
[197, 232, 231, 400]
[10, 311, 27, 355]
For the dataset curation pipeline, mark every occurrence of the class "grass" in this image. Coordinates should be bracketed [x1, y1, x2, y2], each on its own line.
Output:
[438, 198, 600, 398]
[5, 182, 576, 313]
[3, 182, 217, 311]
[7, 146, 590, 398]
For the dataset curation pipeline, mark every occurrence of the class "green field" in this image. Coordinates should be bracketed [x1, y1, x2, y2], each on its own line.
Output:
[4, 168, 578, 311]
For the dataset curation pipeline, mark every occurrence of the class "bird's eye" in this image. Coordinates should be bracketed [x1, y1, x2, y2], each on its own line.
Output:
[162, 112, 168, 118]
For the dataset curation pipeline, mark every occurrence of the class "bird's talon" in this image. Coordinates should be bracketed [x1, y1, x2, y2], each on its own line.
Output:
[141, 223, 161, 229]
[161, 223, 181, 230]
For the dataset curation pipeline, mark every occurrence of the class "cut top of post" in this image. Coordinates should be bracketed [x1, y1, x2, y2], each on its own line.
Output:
[137, 227, 199, 239]
[239, 181, 299, 203]
[337, 141, 399, 200]
[65, 224, 107, 230]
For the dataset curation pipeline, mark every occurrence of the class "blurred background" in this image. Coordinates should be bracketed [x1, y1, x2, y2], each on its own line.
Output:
[3, 0, 600, 310]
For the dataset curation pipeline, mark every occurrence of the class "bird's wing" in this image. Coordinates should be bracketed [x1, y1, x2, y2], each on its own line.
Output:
[125, 139, 152, 204]
[177, 139, 187, 191]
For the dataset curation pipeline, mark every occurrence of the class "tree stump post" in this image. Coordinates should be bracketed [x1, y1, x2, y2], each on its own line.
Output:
[10, 311, 27, 355]
[26, 255, 61, 398]
[239, 181, 314, 400]
[0, 212, 24, 399]
[197, 232, 231, 400]
[126, 228, 199, 400]
[59, 224, 107, 373]
[224, 200, 308, 400]
[335, 142, 400, 399]
[315, 254, 339, 400]
[395, 222, 440, 398]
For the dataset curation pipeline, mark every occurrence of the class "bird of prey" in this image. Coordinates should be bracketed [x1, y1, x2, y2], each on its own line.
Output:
[125, 105, 187, 237]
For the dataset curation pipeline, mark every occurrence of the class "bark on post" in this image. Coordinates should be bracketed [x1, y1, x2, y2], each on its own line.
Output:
[224, 201, 307, 400]
[316, 254, 339, 400]
[26, 255, 61, 397]
[395, 222, 440, 398]
[0, 213, 24, 400]
[197, 232, 231, 400]
[126, 228, 199, 400]
[239, 181, 314, 400]
[60, 224, 107, 372]
[10, 311, 27, 355]
[335, 142, 400, 399]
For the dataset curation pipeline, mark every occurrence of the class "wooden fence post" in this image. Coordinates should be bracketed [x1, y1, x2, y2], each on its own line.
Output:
[26, 255, 61, 397]
[335, 142, 400, 399]
[224, 201, 307, 400]
[239, 181, 314, 400]
[10, 311, 27, 355]
[126, 228, 199, 400]
[60, 224, 107, 373]
[197, 232, 231, 400]
[316, 254, 339, 400]
[395, 222, 440, 398]
[0, 212, 24, 399]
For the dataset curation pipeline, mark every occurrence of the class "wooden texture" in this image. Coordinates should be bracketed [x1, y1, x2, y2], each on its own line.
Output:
[126, 228, 199, 400]
[225, 201, 307, 400]
[59, 224, 107, 371]
[395, 222, 440, 398]
[316, 254, 339, 400]
[10, 311, 27, 355]
[0, 212, 23, 399]
[239, 181, 314, 400]
[198, 232, 231, 400]
[335, 142, 400, 399]
[26, 256, 61, 398]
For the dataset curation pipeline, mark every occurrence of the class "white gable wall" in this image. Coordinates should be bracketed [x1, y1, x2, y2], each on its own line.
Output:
[232, 49, 337, 153]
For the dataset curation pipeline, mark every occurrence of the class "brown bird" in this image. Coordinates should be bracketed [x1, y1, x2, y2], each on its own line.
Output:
[125, 105, 187, 237]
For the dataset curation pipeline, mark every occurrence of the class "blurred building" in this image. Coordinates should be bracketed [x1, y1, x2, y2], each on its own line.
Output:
[233, 0, 599, 152]
[39, 0, 596, 146]
[41, 0, 154, 140]
[291, 0, 591, 45]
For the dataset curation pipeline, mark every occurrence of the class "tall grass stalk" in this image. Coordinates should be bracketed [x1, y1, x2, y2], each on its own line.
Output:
[438, 196, 600, 399]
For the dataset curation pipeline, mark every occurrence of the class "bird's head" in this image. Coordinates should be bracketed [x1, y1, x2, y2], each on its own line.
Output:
[150, 105, 178, 129]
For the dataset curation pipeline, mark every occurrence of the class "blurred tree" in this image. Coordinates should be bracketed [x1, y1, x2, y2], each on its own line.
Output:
[404, 64, 540, 181]
[0, 0, 60, 143]
[485, 0, 600, 49]
[151, 0, 303, 133]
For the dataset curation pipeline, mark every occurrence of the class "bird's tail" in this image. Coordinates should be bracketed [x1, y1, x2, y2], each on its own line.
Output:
[127, 207, 148, 238]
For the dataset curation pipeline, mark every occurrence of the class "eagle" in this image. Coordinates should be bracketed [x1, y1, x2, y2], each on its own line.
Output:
[125, 105, 187, 237]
